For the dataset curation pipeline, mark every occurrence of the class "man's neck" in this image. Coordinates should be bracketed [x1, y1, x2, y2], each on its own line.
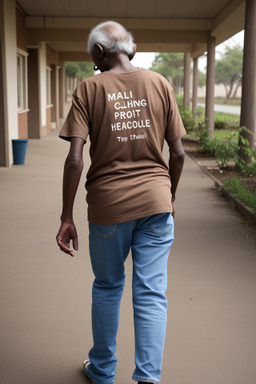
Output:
[107, 53, 138, 73]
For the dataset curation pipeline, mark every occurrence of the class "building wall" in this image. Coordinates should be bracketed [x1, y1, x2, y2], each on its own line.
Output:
[18, 112, 28, 138]
[16, 6, 28, 139]
[1, 0, 18, 166]
[46, 107, 51, 136]
[46, 44, 57, 67]
[39, 42, 47, 134]
[0, 39, 6, 166]
[16, 7, 26, 51]
[47, 44, 58, 130]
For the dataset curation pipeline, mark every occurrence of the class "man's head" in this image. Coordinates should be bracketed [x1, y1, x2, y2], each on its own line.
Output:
[87, 21, 136, 71]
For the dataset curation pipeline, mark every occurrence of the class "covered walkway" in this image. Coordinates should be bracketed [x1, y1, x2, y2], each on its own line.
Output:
[0, 125, 256, 384]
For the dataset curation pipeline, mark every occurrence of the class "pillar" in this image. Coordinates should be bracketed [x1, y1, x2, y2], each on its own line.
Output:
[205, 36, 216, 137]
[192, 58, 198, 114]
[28, 48, 41, 138]
[183, 53, 191, 107]
[50, 64, 59, 129]
[239, 0, 256, 162]
[59, 64, 65, 120]
[0, 35, 5, 165]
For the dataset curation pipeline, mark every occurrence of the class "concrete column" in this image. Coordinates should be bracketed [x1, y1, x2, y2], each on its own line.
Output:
[183, 53, 191, 107]
[28, 48, 41, 138]
[239, 0, 256, 161]
[59, 64, 65, 119]
[56, 66, 60, 128]
[50, 64, 57, 129]
[205, 36, 216, 137]
[65, 76, 69, 102]
[0, 0, 18, 166]
[0, 33, 6, 166]
[192, 58, 198, 114]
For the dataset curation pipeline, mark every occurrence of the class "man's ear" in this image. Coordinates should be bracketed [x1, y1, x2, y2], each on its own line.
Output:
[128, 44, 137, 61]
[95, 44, 104, 59]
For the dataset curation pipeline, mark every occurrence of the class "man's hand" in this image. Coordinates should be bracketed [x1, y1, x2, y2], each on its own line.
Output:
[171, 201, 175, 218]
[56, 220, 78, 257]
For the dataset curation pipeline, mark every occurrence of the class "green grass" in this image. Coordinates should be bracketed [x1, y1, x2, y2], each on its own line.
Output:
[214, 98, 241, 107]
[197, 98, 241, 107]
[222, 177, 256, 213]
[185, 129, 238, 142]
[214, 112, 240, 130]
[214, 129, 238, 140]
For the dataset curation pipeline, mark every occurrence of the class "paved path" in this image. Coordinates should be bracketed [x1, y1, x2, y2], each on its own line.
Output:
[0, 129, 255, 384]
[198, 103, 241, 115]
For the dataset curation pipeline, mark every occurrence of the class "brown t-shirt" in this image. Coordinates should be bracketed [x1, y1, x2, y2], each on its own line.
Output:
[60, 68, 186, 224]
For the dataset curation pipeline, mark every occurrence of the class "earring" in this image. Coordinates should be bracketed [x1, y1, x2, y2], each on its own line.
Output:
[94, 65, 98, 71]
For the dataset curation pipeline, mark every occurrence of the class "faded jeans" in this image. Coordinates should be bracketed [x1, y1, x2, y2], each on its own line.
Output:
[86, 213, 174, 384]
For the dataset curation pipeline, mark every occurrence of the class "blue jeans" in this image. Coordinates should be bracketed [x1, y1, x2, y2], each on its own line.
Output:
[87, 213, 174, 384]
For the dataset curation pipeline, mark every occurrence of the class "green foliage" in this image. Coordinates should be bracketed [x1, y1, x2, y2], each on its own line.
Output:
[150, 52, 184, 80]
[177, 97, 204, 131]
[150, 53, 184, 93]
[240, 161, 256, 177]
[197, 123, 218, 155]
[150, 52, 206, 93]
[236, 128, 256, 176]
[179, 106, 196, 130]
[221, 178, 256, 213]
[215, 44, 243, 100]
[196, 125, 255, 170]
[65, 62, 79, 78]
[214, 129, 238, 140]
[214, 112, 240, 130]
[215, 137, 238, 167]
[65, 62, 94, 80]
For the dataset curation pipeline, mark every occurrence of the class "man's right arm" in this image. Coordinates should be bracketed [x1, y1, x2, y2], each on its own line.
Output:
[56, 137, 85, 257]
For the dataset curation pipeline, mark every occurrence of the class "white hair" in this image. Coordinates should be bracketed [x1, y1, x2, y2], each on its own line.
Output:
[87, 21, 135, 56]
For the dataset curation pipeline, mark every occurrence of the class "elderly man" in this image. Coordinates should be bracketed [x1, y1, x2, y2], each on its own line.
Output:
[57, 21, 186, 384]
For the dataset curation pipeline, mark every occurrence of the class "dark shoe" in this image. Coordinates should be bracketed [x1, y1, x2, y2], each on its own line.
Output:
[138, 382, 154, 384]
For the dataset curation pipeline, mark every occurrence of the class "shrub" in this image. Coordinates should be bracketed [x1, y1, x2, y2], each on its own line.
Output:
[214, 112, 239, 130]
[215, 135, 238, 167]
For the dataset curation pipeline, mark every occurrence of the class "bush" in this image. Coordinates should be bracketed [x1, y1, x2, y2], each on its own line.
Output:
[197, 123, 218, 156]
[197, 125, 255, 170]
[179, 106, 196, 130]
[215, 136, 238, 167]
[241, 162, 256, 177]
[214, 112, 239, 130]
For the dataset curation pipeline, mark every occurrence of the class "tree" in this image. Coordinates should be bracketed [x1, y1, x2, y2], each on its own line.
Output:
[150, 52, 206, 93]
[65, 62, 94, 80]
[215, 44, 243, 100]
[150, 53, 184, 94]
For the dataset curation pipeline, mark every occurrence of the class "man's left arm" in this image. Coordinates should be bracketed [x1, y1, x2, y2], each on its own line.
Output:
[168, 138, 185, 216]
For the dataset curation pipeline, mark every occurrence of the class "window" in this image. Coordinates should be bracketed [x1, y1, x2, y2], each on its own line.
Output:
[46, 67, 51, 106]
[17, 50, 28, 111]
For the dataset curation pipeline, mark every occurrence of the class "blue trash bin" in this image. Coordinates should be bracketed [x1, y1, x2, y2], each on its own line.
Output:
[12, 139, 29, 165]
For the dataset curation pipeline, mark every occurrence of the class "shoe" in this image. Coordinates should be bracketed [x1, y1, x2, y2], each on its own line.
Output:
[137, 382, 153, 384]
[82, 359, 96, 384]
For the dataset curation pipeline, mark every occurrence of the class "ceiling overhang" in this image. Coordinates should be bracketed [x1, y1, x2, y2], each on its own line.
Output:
[23, 0, 245, 60]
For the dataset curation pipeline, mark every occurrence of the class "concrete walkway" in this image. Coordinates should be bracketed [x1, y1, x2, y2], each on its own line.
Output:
[0, 128, 256, 384]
